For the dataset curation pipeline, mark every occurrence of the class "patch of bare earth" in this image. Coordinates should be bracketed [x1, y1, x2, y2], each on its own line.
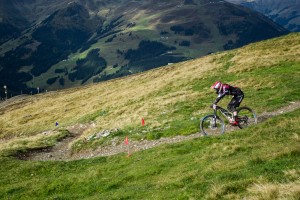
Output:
[21, 101, 300, 161]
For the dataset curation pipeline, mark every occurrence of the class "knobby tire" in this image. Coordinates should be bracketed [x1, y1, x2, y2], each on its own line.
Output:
[237, 106, 257, 129]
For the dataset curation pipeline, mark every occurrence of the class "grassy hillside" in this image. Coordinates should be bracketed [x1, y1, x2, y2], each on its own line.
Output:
[0, 33, 299, 154]
[0, 33, 299, 199]
[0, 107, 299, 199]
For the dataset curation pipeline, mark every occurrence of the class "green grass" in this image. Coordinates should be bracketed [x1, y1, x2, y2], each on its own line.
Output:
[1, 33, 299, 154]
[78, 109, 109, 124]
[0, 33, 300, 199]
[0, 129, 70, 157]
[0, 109, 299, 199]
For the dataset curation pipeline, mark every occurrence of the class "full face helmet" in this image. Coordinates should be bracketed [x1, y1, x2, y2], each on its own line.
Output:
[211, 81, 223, 93]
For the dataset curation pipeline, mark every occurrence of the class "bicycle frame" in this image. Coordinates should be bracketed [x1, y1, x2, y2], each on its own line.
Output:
[215, 106, 233, 121]
[201, 105, 256, 135]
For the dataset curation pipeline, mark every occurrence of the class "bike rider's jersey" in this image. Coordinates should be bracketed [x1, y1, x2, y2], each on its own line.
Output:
[214, 84, 242, 104]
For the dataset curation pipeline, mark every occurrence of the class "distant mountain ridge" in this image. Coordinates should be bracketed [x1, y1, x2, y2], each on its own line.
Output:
[0, 0, 289, 97]
[225, 0, 300, 32]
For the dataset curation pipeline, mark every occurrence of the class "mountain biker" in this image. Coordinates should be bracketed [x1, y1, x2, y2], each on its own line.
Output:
[211, 81, 244, 125]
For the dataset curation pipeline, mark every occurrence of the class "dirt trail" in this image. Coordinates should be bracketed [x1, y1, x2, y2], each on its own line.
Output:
[21, 101, 300, 161]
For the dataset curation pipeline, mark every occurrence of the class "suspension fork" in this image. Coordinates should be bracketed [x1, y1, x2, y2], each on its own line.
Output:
[213, 107, 217, 117]
[212, 108, 218, 126]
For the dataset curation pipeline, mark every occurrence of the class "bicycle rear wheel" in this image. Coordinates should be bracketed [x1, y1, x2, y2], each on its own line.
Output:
[200, 115, 225, 136]
[237, 107, 257, 129]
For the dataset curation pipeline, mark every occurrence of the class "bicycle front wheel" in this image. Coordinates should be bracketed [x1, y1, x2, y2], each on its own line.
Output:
[237, 107, 257, 129]
[200, 115, 225, 136]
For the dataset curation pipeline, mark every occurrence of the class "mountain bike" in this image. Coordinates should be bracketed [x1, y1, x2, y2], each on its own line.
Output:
[200, 105, 257, 136]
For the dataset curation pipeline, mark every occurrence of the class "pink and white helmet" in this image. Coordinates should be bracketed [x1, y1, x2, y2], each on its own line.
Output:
[211, 81, 223, 90]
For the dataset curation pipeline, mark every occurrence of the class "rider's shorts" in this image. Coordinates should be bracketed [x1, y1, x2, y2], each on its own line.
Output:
[227, 91, 244, 112]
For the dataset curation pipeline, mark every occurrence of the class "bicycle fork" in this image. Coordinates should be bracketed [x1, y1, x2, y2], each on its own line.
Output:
[210, 109, 218, 128]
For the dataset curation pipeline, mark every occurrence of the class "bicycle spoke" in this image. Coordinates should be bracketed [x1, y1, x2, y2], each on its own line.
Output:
[200, 115, 225, 135]
[237, 107, 257, 129]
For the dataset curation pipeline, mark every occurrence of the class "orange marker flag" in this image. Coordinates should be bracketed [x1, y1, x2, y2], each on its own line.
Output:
[124, 136, 131, 157]
[125, 136, 129, 145]
[141, 118, 145, 126]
